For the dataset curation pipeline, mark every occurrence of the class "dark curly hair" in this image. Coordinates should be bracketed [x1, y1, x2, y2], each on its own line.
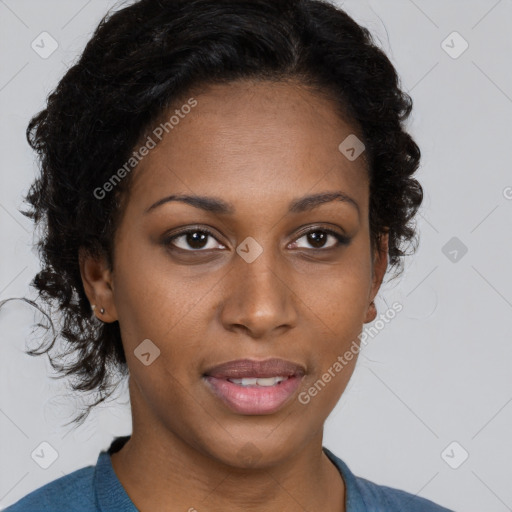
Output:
[2, 0, 422, 428]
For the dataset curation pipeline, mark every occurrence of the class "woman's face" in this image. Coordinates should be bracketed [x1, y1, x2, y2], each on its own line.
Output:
[82, 79, 387, 468]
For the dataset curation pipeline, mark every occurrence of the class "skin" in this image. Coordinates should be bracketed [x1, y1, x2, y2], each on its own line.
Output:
[80, 79, 388, 512]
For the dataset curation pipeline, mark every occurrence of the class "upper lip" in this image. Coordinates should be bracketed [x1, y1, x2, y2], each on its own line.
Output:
[204, 358, 306, 379]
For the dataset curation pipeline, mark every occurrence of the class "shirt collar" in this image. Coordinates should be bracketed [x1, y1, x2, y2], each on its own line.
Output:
[94, 436, 138, 512]
[323, 446, 368, 511]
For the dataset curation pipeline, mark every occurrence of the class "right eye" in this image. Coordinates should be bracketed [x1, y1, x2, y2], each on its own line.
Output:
[163, 227, 226, 252]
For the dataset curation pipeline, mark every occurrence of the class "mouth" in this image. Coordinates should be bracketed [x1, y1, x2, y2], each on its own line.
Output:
[202, 358, 306, 415]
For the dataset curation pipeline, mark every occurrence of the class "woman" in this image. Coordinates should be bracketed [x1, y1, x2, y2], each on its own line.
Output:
[3, 0, 453, 510]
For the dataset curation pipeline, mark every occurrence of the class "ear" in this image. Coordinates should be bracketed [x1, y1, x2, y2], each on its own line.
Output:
[78, 247, 118, 322]
[364, 231, 389, 324]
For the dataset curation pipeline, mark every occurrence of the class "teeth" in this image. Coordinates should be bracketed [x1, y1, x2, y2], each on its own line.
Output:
[229, 376, 288, 387]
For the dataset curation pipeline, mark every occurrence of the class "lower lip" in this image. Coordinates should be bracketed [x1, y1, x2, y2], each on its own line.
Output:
[203, 376, 303, 415]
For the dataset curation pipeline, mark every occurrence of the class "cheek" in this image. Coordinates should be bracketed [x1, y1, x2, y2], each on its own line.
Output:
[112, 241, 203, 344]
[111, 250, 214, 413]
[294, 244, 371, 393]
[295, 255, 371, 334]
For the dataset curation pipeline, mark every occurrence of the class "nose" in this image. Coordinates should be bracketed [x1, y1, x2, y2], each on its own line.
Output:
[219, 243, 298, 339]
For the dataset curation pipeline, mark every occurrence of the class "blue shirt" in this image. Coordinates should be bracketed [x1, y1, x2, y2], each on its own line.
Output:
[4, 436, 453, 511]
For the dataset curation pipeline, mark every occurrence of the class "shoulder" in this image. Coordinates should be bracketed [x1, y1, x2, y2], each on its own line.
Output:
[323, 447, 454, 512]
[4, 438, 135, 512]
[3, 464, 97, 512]
[354, 475, 454, 511]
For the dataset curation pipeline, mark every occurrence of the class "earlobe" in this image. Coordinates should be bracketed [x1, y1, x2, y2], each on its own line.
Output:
[78, 247, 118, 322]
[364, 300, 377, 324]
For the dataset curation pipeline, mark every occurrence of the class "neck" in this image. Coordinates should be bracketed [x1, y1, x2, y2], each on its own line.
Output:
[111, 429, 345, 512]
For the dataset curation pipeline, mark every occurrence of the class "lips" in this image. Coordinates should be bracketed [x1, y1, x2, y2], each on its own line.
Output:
[203, 358, 306, 379]
[203, 358, 306, 415]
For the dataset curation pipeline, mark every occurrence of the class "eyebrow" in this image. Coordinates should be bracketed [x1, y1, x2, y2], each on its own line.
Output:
[145, 191, 360, 216]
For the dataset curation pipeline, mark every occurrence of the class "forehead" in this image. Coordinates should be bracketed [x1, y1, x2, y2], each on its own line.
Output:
[125, 79, 369, 215]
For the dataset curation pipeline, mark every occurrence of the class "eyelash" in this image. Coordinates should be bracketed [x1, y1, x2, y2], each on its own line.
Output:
[163, 226, 350, 252]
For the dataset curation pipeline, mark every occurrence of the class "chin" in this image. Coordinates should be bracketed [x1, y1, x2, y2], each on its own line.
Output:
[195, 431, 305, 471]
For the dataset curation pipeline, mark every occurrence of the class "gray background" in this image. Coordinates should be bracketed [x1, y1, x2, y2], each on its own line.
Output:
[1, 1, 511, 511]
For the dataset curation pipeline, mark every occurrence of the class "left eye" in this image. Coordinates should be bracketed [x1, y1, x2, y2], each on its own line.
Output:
[291, 228, 349, 250]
